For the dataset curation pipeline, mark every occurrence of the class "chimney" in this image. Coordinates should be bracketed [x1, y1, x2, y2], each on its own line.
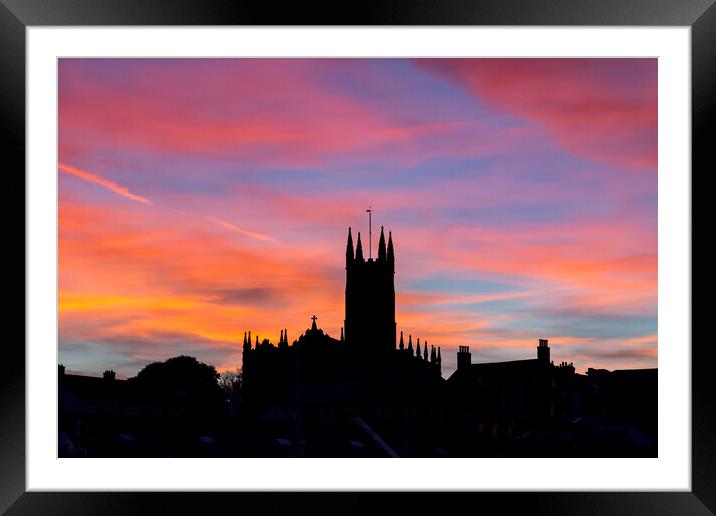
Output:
[537, 338, 550, 365]
[457, 346, 471, 371]
[103, 369, 116, 381]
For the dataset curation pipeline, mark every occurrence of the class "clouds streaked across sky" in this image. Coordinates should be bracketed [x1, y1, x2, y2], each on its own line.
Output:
[58, 58, 657, 378]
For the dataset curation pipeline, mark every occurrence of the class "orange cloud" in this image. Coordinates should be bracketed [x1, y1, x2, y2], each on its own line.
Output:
[58, 198, 345, 367]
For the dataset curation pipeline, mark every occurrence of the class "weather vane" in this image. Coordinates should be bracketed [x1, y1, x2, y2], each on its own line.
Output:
[366, 207, 373, 259]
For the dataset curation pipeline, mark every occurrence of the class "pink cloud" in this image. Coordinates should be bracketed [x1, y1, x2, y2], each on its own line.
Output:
[415, 59, 657, 171]
[58, 59, 547, 170]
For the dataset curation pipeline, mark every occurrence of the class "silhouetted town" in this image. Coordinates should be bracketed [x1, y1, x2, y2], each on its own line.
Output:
[59, 225, 657, 457]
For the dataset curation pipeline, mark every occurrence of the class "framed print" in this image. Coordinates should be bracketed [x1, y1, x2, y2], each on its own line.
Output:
[3, 0, 715, 514]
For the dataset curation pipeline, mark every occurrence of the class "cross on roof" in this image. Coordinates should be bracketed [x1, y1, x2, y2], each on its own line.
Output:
[311, 315, 318, 323]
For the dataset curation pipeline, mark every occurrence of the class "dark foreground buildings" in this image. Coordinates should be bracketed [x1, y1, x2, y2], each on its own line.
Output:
[59, 226, 657, 457]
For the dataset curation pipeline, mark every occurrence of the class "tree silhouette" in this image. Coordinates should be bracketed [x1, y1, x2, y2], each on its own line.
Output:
[130, 355, 223, 415]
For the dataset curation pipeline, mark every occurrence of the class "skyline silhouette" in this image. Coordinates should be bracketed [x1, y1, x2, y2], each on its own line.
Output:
[59, 226, 657, 458]
[58, 58, 657, 379]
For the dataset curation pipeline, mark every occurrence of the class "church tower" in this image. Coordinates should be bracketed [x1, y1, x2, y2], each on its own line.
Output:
[344, 225, 396, 353]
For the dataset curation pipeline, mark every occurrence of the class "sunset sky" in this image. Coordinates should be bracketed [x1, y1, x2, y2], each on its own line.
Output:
[58, 58, 657, 378]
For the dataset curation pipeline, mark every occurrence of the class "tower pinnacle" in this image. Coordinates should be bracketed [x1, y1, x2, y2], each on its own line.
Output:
[378, 226, 386, 261]
[387, 231, 394, 268]
[346, 227, 354, 266]
[355, 232, 364, 262]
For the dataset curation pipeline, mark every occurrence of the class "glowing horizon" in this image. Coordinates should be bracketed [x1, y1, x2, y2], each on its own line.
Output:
[58, 58, 657, 378]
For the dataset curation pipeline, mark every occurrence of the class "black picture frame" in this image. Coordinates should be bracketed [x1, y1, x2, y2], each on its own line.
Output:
[2, 1, 714, 514]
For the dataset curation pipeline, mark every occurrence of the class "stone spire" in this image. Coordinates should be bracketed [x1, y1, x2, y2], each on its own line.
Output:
[378, 226, 386, 261]
[387, 231, 394, 266]
[346, 227, 354, 266]
[355, 232, 364, 262]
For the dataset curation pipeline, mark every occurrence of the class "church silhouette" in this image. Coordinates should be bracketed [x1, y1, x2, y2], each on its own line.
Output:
[58, 222, 657, 458]
[236, 224, 656, 457]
